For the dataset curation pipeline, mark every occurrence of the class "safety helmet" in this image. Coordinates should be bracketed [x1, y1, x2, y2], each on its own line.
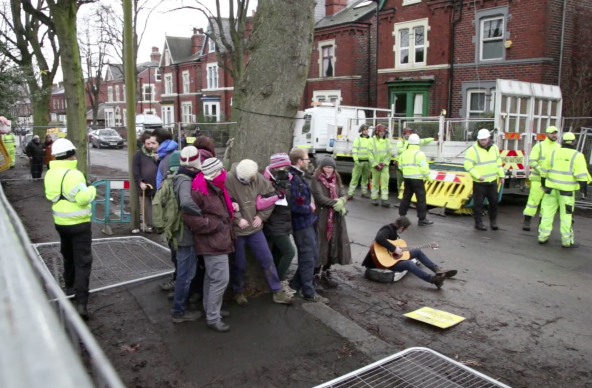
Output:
[408, 134, 420, 145]
[51, 138, 76, 159]
[359, 124, 369, 133]
[477, 129, 491, 140]
[403, 127, 414, 135]
[562, 132, 576, 142]
[546, 126, 559, 134]
[375, 124, 386, 132]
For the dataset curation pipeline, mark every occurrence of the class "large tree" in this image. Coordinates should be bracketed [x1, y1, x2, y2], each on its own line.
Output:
[0, 0, 60, 138]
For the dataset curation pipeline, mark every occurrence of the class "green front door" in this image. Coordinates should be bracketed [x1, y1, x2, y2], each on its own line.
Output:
[388, 81, 432, 117]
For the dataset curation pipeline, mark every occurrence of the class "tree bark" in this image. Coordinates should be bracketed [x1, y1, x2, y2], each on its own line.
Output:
[47, 0, 88, 176]
[230, 0, 316, 168]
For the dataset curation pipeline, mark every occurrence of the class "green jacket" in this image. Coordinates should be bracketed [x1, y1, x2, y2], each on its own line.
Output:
[368, 136, 392, 167]
[352, 136, 371, 162]
[44, 159, 96, 225]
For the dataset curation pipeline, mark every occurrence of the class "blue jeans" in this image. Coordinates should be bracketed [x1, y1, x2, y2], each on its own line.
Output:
[231, 230, 282, 293]
[391, 249, 437, 283]
[289, 226, 317, 298]
[172, 245, 197, 315]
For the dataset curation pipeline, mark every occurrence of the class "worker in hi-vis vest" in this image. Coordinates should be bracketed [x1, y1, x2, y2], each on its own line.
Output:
[395, 127, 435, 193]
[2, 131, 16, 167]
[347, 124, 371, 199]
[368, 124, 392, 208]
[44, 138, 96, 320]
[538, 132, 591, 248]
[522, 126, 561, 231]
[464, 128, 505, 231]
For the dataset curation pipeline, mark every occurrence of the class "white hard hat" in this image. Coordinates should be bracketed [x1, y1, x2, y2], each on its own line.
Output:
[51, 138, 76, 157]
[408, 134, 420, 145]
[477, 129, 491, 140]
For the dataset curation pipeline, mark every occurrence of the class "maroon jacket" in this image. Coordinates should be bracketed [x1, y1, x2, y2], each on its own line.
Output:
[183, 182, 235, 255]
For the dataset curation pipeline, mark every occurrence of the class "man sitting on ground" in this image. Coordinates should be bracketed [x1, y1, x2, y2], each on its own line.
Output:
[362, 217, 456, 289]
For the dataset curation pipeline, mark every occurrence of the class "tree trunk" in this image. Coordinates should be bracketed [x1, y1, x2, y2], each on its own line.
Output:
[230, 0, 316, 168]
[30, 82, 51, 139]
[48, 0, 88, 176]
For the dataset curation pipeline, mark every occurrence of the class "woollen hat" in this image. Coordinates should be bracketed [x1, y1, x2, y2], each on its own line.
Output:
[236, 159, 259, 180]
[320, 157, 336, 168]
[269, 153, 291, 169]
[180, 146, 201, 170]
[202, 158, 224, 180]
[168, 151, 181, 173]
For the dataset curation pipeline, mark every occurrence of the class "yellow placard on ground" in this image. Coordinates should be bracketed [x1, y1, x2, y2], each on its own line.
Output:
[46, 127, 59, 134]
[404, 307, 465, 329]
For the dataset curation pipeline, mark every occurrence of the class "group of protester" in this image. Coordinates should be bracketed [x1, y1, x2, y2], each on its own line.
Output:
[132, 130, 354, 332]
[25, 134, 55, 178]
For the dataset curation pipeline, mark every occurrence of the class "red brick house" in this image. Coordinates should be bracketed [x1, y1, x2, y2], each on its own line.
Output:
[304, 0, 592, 119]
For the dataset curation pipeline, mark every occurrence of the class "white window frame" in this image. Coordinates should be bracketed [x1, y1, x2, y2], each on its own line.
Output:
[164, 74, 173, 94]
[312, 90, 342, 104]
[203, 101, 220, 122]
[142, 84, 155, 102]
[181, 102, 193, 123]
[115, 107, 121, 126]
[182, 71, 190, 94]
[115, 85, 120, 102]
[123, 109, 127, 124]
[317, 39, 336, 78]
[403, 0, 422, 5]
[161, 106, 174, 124]
[52, 99, 56, 109]
[480, 16, 505, 62]
[122, 85, 126, 101]
[105, 109, 114, 127]
[107, 86, 113, 102]
[164, 49, 171, 66]
[155, 68, 161, 81]
[206, 64, 219, 89]
[393, 18, 429, 69]
[208, 37, 216, 53]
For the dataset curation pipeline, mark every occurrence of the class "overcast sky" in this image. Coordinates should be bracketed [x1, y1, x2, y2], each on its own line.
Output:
[54, 0, 258, 81]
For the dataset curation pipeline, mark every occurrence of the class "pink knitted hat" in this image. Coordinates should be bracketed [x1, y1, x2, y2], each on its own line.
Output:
[269, 153, 291, 170]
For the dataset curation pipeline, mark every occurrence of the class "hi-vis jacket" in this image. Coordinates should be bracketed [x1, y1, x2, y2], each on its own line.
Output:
[464, 142, 505, 183]
[528, 138, 561, 182]
[540, 148, 591, 191]
[368, 136, 392, 167]
[44, 159, 96, 225]
[399, 145, 431, 180]
[352, 136, 371, 162]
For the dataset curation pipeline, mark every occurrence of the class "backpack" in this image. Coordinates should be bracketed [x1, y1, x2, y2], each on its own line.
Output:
[152, 173, 185, 250]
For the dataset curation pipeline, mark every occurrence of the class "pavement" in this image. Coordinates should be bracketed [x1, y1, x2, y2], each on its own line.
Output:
[5, 147, 592, 387]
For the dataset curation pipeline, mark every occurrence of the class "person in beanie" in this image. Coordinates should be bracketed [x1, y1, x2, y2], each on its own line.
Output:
[287, 149, 328, 303]
[132, 132, 158, 233]
[151, 128, 179, 189]
[163, 146, 203, 323]
[347, 124, 371, 199]
[44, 138, 96, 320]
[26, 135, 45, 178]
[225, 159, 294, 306]
[184, 157, 235, 332]
[261, 153, 297, 294]
[311, 157, 352, 288]
[368, 124, 392, 207]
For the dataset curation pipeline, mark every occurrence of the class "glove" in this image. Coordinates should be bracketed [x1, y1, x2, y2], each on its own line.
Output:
[333, 197, 346, 211]
[339, 208, 347, 216]
[380, 163, 385, 170]
[375, 164, 382, 171]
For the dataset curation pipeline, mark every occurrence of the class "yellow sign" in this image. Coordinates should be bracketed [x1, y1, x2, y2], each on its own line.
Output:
[46, 127, 60, 134]
[404, 307, 465, 329]
[186, 137, 196, 144]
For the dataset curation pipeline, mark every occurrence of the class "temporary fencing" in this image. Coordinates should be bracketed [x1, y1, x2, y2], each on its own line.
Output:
[0, 175, 124, 388]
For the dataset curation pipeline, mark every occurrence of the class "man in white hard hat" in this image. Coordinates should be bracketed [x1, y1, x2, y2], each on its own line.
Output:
[464, 129, 505, 231]
[398, 134, 434, 226]
[44, 138, 97, 320]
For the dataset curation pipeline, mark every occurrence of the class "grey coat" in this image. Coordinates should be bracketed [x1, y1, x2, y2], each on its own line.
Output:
[311, 176, 352, 267]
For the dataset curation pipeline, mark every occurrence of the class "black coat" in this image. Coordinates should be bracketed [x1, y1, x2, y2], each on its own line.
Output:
[263, 174, 293, 237]
[132, 149, 158, 196]
[362, 224, 399, 268]
[26, 141, 45, 163]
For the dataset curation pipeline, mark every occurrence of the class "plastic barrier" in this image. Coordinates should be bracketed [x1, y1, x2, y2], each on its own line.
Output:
[0, 139, 10, 173]
[398, 169, 503, 215]
[91, 179, 131, 235]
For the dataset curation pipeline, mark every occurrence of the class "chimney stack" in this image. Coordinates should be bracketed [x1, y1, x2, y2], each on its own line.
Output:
[192, 28, 205, 55]
[326, 0, 347, 16]
[150, 47, 161, 62]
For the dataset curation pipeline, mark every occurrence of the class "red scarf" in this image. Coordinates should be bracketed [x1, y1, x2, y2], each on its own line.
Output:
[191, 170, 234, 219]
[318, 173, 338, 241]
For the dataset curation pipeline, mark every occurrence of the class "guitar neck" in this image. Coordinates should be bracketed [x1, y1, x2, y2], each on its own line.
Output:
[401, 244, 432, 252]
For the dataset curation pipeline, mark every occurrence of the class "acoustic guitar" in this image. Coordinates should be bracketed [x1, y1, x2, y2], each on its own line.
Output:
[370, 239, 439, 269]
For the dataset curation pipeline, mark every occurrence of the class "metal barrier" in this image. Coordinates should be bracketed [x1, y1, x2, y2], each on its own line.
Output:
[314, 347, 512, 388]
[0, 176, 125, 388]
[91, 179, 131, 235]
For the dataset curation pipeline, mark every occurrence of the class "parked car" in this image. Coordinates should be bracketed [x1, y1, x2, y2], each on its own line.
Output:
[88, 129, 99, 144]
[91, 129, 124, 149]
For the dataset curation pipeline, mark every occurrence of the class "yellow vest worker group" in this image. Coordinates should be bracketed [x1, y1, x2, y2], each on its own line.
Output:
[348, 130, 371, 197]
[522, 127, 561, 230]
[398, 137, 433, 225]
[2, 132, 16, 167]
[43, 138, 96, 320]
[538, 133, 591, 247]
[368, 126, 392, 205]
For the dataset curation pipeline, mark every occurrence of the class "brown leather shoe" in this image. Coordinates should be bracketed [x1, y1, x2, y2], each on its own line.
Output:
[432, 274, 445, 289]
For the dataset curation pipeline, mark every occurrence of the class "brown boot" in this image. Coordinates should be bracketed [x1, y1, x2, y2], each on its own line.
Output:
[432, 274, 445, 289]
[434, 266, 457, 278]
